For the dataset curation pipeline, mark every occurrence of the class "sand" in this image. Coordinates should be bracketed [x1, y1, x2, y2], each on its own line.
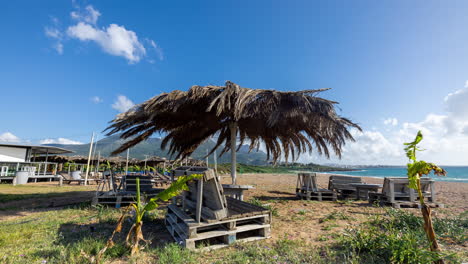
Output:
[1, 173, 466, 246]
[219, 173, 468, 244]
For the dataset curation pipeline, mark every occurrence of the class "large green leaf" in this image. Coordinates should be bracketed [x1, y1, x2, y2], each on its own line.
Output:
[142, 173, 203, 211]
[404, 131, 446, 190]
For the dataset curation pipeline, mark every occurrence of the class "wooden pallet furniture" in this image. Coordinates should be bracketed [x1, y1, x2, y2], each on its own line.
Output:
[92, 175, 162, 208]
[350, 183, 382, 200]
[368, 177, 443, 208]
[222, 184, 254, 201]
[58, 172, 100, 185]
[296, 173, 337, 201]
[165, 167, 271, 250]
[328, 175, 363, 199]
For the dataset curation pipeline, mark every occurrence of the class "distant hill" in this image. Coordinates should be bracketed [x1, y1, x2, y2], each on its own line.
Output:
[45, 134, 269, 165]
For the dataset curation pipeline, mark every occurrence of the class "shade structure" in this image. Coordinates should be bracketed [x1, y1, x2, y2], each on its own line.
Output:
[105, 81, 361, 184]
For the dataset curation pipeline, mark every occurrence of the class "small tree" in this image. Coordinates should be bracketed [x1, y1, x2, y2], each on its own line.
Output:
[404, 131, 446, 264]
[95, 173, 202, 262]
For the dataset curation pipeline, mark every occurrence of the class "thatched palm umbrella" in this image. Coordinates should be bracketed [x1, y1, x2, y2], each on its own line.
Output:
[105, 81, 360, 184]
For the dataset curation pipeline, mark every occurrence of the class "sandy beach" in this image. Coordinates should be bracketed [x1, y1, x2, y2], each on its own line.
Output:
[218, 173, 468, 244]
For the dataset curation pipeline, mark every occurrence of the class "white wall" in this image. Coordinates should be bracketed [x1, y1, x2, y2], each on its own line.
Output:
[0, 146, 27, 162]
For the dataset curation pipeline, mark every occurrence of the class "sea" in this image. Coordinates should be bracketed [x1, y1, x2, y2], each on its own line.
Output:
[324, 166, 468, 183]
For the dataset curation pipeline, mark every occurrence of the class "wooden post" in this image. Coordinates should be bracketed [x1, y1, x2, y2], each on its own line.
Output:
[144, 155, 149, 173]
[84, 132, 95, 186]
[389, 179, 395, 204]
[213, 150, 218, 176]
[196, 178, 203, 223]
[125, 148, 129, 175]
[96, 151, 101, 176]
[430, 181, 436, 202]
[229, 122, 237, 184]
[44, 149, 49, 176]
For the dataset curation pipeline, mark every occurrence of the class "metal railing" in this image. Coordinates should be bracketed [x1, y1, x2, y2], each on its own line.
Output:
[0, 162, 59, 177]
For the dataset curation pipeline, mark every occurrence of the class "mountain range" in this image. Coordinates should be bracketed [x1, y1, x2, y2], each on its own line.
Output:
[45, 134, 269, 165]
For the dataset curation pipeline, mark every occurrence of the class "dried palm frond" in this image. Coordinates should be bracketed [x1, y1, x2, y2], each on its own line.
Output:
[105, 81, 361, 163]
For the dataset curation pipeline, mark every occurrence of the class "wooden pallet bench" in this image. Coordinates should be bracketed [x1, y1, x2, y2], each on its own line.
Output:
[165, 167, 271, 250]
[296, 173, 337, 201]
[165, 197, 271, 250]
[92, 190, 162, 208]
[92, 174, 163, 207]
[328, 175, 363, 199]
[368, 177, 443, 208]
[296, 188, 337, 201]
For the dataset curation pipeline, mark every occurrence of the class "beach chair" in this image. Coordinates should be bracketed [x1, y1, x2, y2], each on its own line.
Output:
[328, 175, 363, 198]
[59, 172, 85, 185]
[368, 177, 442, 208]
[165, 167, 271, 250]
[296, 173, 337, 201]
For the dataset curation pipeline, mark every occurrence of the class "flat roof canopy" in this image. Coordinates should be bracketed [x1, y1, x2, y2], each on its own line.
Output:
[0, 143, 73, 155]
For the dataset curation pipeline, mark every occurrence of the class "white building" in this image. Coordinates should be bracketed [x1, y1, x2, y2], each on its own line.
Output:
[0, 143, 72, 162]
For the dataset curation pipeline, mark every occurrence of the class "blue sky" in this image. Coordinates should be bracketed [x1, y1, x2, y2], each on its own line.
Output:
[1, 0, 468, 164]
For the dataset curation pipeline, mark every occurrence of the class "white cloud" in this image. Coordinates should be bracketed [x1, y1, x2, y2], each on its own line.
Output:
[54, 43, 64, 54]
[40, 138, 83, 145]
[444, 82, 468, 119]
[46, 4, 160, 63]
[147, 39, 164, 61]
[45, 27, 62, 39]
[71, 5, 101, 25]
[112, 95, 135, 112]
[0, 132, 21, 143]
[91, 96, 103, 103]
[44, 22, 64, 54]
[299, 82, 468, 166]
[67, 22, 146, 63]
[383, 118, 398, 126]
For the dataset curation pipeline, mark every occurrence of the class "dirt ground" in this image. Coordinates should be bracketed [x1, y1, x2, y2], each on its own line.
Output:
[1, 173, 467, 247]
[219, 173, 468, 244]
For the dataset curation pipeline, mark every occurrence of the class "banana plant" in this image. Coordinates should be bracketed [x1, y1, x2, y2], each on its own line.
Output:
[96, 173, 203, 261]
[404, 131, 446, 264]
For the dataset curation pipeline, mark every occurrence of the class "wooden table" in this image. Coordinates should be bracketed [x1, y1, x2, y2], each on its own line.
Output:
[222, 184, 254, 201]
[350, 183, 382, 200]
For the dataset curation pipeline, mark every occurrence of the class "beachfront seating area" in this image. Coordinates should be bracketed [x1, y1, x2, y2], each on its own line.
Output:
[296, 173, 442, 208]
[369, 177, 442, 208]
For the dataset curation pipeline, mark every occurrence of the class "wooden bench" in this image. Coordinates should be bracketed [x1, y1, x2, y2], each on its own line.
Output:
[222, 184, 254, 201]
[328, 175, 363, 198]
[92, 174, 162, 207]
[296, 173, 337, 201]
[165, 167, 271, 250]
[368, 177, 442, 208]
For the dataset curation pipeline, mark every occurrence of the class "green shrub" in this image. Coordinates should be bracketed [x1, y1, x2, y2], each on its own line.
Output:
[336, 209, 462, 264]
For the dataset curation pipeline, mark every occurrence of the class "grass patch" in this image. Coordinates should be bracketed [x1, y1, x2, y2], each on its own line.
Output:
[319, 210, 351, 223]
[247, 198, 279, 217]
[334, 208, 466, 264]
[0, 184, 94, 203]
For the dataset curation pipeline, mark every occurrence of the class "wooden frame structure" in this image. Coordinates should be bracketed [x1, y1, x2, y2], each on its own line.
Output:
[92, 174, 162, 208]
[165, 167, 271, 250]
[328, 175, 363, 199]
[296, 173, 337, 201]
[368, 177, 442, 208]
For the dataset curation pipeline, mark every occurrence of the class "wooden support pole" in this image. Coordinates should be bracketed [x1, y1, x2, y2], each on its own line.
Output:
[229, 122, 237, 184]
[125, 149, 129, 175]
[84, 132, 95, 186]
[196, 179, 203, 223]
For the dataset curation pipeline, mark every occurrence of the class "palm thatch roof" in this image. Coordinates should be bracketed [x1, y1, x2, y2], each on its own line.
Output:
[105, 81, 361, 163]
